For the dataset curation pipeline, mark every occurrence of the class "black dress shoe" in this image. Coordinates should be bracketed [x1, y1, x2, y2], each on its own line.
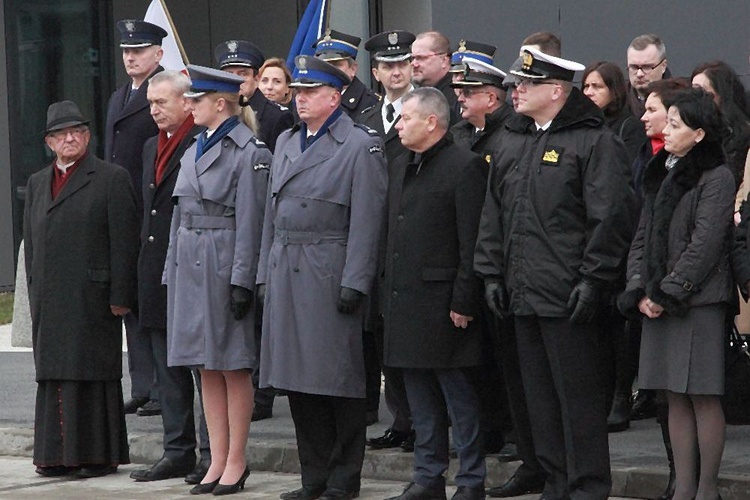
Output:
[451, 485, 485, 500]
[35, 465, 78, 477]
[75, 465, 118, 478]
[136, 399, 162, 416]
[130, 455, 196, 481]
[400, 431, 416, 452]
[385, 482, 447, 500]
[251, 406, 273, 422]
[606, 395, 631, 433]
[495, 443, 518, 463]
[487, 473, 544, 498]
[212, 466, 250, 496]
[319, 488, 359, 499]
[280, 485, 327, 500]
[190, 477, 220, 495]
[368, 428, 410, 449]
[185, 458, 211, 484]
[630, 389, 656, 420]
[123, 397, 149, 414]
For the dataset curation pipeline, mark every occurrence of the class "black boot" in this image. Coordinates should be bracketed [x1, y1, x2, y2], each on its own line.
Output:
[657, 419, 675, 500]
[607, 393, 631, 433]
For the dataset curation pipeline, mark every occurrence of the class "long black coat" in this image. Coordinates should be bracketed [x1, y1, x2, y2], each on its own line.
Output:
[450, 104, 514, 162]
[104, 66, 163, 214]
[357, 100, 409, 165]
[341, 76, 380, 119]
[24, 154, 139, 381]
[247, 88, 294, 153]
[137, 124, 202, 330]
[383, 135, 486, 369]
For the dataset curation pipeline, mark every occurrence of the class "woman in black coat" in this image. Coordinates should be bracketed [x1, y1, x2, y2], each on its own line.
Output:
[619, 88, 735, 500]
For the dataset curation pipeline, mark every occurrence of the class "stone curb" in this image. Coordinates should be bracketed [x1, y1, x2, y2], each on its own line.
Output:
[1, 427, 748, 499]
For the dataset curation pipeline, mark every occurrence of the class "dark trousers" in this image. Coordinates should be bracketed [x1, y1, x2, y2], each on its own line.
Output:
[288, 392, 366, 493]
[376, 329, 412, 433]
[363, 329, 381, 414]
[496, 317, 546, 480]
[191, 368, 211, 460]
[144, 327, 208, 460]
[251, 318, 276, 412]
[402, 368, 485, 490]
[125, 312, 157, 400]
[515, 316, 611, 500]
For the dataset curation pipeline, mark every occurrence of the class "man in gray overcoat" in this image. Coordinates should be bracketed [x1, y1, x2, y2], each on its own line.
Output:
[257, 55, 387, 500]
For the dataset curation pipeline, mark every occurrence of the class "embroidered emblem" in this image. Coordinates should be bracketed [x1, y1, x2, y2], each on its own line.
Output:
[125, 21, 136, 32]
[542, 149, 560, 163]
[522, 51, 533, 70]
[369, 145, 383, 154]
[254, 163, 270, 171]
[227, 41, 238, 53]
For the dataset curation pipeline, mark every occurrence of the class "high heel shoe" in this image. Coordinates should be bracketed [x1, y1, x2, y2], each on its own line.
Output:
[212, 467, 250, 496]
[190, 477, 220, 495]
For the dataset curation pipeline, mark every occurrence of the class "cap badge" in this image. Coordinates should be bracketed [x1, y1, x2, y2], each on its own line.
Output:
[458, 40, 467, 52]
[297, 57, 307, 70]
[125, 21, 135, 32]
[522, 51, 533, 70]
[388, 32, 398, 45]
[227, 41, 238, 53]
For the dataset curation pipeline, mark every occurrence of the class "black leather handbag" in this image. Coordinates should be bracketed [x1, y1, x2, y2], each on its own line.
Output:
[723, 323, 750, 425]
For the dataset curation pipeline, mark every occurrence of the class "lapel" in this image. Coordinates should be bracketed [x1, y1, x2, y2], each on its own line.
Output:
[162, 126, 201, 185]
[384, 114, 401, 143]
[49, 155, 95, 211]
[180, 141, 201, 195]
[114, 66, 163, 123]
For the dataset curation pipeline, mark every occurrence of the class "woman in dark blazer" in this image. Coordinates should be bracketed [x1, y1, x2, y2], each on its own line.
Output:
[619, 88, 734, 500]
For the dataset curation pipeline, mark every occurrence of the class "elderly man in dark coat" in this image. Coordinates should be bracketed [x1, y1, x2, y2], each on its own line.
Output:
[104, 19, 166, 416]
[383, 87, 488, 500]
[257, 55, 387, 500]
[24, 100, 139, 478]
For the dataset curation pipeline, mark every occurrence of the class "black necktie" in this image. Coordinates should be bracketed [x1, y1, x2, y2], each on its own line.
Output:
[386, 103, 395, 123]
[306, 135, 316, 148]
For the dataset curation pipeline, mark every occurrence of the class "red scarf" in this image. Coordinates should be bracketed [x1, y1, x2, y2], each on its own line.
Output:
[51, 153, 86, 199]
[650, 137, 665, 156]
[155, 115, 195, 185]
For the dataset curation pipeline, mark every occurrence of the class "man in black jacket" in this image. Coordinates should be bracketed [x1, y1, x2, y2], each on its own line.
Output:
[411, 31, 459, 125]
[476, 47, 636, 500]
[105, 19, 166, 417]
[384, 87, 487, 500]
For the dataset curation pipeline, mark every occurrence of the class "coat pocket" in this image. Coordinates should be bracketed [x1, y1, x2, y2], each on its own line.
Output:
[421, 267, 458, 282]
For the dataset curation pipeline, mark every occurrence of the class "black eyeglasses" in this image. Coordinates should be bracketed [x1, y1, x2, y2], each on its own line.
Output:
[460, 87, 492, 98]
[627, 58, 665, 74]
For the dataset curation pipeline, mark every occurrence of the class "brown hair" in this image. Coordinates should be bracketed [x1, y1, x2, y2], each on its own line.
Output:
[582, 61, 627, 117]
[628, 34, 666, 58]
[522, 32, 561, 56]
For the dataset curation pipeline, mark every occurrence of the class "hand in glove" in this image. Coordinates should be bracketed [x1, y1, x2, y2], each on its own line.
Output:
[484, 280, 507, 319]
[567, 279, 602, 324]
[230, 285, 253, 320]
[337, 286, 364, 314]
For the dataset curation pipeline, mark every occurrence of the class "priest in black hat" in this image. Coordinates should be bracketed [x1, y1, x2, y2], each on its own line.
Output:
[25, 100, 139, 479]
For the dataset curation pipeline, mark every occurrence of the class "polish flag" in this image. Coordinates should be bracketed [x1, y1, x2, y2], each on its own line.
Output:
[144, 0, 188, 72]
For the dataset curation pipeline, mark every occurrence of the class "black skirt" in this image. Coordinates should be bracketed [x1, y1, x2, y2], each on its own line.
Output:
[33, 380, 130, 467]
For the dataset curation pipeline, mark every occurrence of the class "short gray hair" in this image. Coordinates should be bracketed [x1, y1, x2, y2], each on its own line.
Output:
[402, 87, 449, 130]
[149, 70, 191, 95]
[628, 34, 666, 59]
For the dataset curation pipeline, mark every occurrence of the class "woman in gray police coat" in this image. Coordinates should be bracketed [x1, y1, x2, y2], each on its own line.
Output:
[163, 65, 271, 495]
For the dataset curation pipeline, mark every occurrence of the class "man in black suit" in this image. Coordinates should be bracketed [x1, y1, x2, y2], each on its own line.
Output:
[105, 19, 166, 417]
[215, 39, 294, 153]
[384, 87, 487, 500]
[359, 29, 416, 452]
[128, 70, 212, 483]
[411, 31, 459, 125]
[314, 29, 380, 119]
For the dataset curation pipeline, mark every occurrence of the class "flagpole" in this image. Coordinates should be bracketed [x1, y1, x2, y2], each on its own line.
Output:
[324, 0, 332, 32]
[158, 0, 190, 65]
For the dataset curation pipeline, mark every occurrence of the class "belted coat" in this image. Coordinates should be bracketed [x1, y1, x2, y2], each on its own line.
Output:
[163, 122, 271, 370]
[257, 112, 388, 398]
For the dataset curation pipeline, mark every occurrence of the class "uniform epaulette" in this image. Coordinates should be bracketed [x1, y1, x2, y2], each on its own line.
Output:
[353, 123, 379, 136]
[271, 100, 290, 112]
[250, 136, 269, 149]
[360, 104, 377, 115]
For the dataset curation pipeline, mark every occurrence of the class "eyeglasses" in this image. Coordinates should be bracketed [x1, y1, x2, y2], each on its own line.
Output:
[411, 52, 447, 63]
[628, 58, 665, 74]
[515, 78, 558, 90]
[459, 87, 492, 98]
[48, 126, 87, 140]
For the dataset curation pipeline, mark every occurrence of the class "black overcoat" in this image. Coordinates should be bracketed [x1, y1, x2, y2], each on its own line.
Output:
[104, 66, 163, 214]
[24, 154, 139, 381]
[450, 104, 514, 162]
[358, 100, 409, 164]
[248, 88, 294, 153]
[137, 124, 202, 330]
[383, 135, 486, 369]
[341, 76, 380, 119]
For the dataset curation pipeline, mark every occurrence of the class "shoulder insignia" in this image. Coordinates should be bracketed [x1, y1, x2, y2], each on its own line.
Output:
[353, 123, 379, 136]
[360, 104, 376, 115]
[375, 92, 382, 101]
[250, 136, 269, 149]
[254, 163, 270, 171]
[369, 145, 383, 155]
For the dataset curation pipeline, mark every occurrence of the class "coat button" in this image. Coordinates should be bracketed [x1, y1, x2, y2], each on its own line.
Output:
[151, 209, 157, 216]
[195, 261, 201, 266]
[293, 267, 299, 272]
[393, 253, 399, 259]
[195, 229, 202, 235]
[397, 214, 404, 221]
[148, 236, 154, 242]
[149, 183, 155, 189]
[392, 291, 398, 297]
[301, 202, 307, 208]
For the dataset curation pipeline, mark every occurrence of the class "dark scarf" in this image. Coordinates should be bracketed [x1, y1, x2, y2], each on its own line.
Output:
[638, 139, 725, 316]
[300, 108, 342, 152]
[155, 114, 194, 185]
[51, 153, 87, 199]
[195, 115, 239, 161]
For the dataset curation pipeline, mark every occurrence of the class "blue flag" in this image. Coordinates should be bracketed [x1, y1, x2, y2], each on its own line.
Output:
[286, 0, 328, 73]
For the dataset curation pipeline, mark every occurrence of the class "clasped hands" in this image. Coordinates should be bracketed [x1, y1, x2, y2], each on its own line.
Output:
[638, 296, 664, 319]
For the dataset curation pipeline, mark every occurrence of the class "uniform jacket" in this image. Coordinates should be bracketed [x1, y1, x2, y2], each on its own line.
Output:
[163, 123, 271, 370]
[138, 124, 202, 330]
[434, 72, 461, 126]
[24, 154, 139, 381]
[257, 112, 387, 398]
[619, 142, 735, 317]
[341, 76, 380, 119]
[104, 66, 163, 214]
[358, 100, 409, 164]
[606, 109, 646, 168]
[383, 135, 486, 368]
[474, 88, 636, 317]
[248, 88, 294, 153]
[450, 104, 514, 163]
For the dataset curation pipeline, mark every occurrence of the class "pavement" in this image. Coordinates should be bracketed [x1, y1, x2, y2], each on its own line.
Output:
[2, 323, 750, 499]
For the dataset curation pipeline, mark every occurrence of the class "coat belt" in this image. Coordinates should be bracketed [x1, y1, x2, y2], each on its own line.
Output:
[180, 213, 236, 230]
[274, 229, 348, 245]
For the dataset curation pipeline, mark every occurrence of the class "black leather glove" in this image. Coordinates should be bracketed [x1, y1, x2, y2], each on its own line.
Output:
[230, 285, 253, 320]
[484, 280, 507, 319]
[567, 279, 602, 324]
[256, 284, 266, 305]
[337, 286, 364, 314]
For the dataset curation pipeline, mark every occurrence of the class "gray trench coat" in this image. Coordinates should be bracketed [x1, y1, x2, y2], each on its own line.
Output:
[163, 123, 271, 371]
[257, 113, 387, 398]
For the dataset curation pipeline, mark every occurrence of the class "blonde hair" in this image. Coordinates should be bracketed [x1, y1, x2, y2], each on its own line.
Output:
[213, 91, 259, 136]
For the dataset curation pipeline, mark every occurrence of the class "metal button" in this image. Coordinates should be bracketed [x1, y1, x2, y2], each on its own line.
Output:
[293, 267, 299, 272]
[149, 183, 155, 189]
[195, 261, 201, 266]
[393, 253, 399, 259]
[148, 236, 154, 242]
[151, 209, 157, 216]
[392, 291, 398, 297]
[397, 215, 404, 221]
[195, 229, 202, 235]
[301, 202, 307, 208]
